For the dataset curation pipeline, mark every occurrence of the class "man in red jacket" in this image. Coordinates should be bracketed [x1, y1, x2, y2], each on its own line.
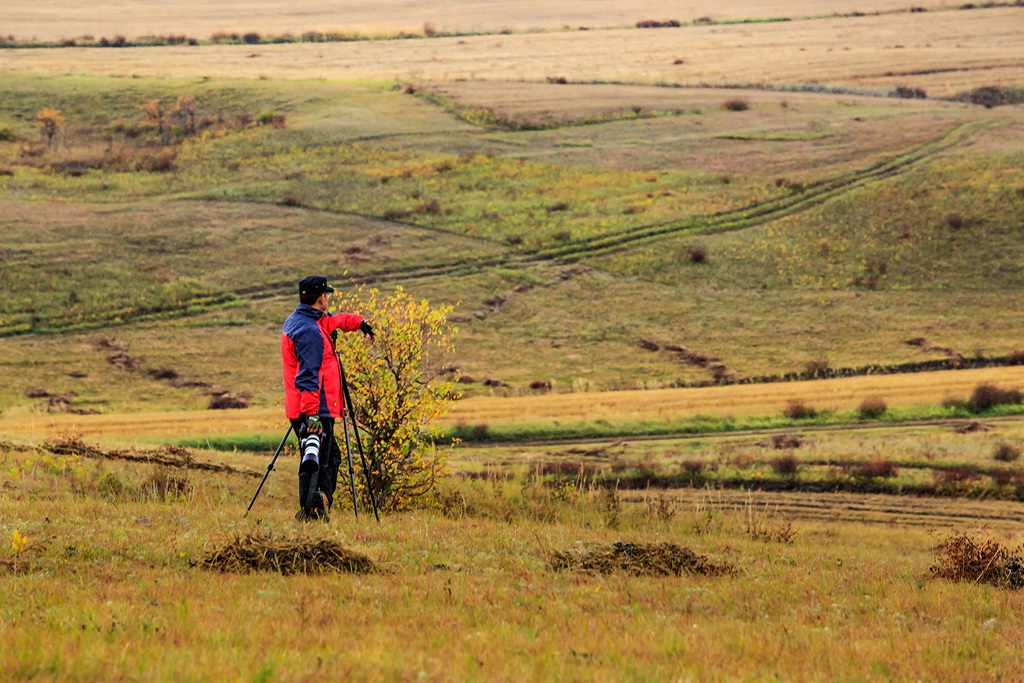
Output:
[282, 275, 375, 521]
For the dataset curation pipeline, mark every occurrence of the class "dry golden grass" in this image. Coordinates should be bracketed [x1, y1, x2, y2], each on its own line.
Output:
[5, 442, 1024, 681]
[3, 9, 1023, 96]
[3, 0, 953, 41]
[2, 366, 1022, 442]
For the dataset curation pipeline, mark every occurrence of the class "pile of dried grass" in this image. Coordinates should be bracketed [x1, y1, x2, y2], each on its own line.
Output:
[201, 533, 378, 575]
[930, 532, 1024, 590]
[550, 542, 734, 577]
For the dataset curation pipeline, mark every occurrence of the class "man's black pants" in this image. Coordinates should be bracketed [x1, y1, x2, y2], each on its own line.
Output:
[290, 417, 343, 511]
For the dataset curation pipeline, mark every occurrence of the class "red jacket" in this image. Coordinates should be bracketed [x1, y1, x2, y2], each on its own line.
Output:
[281, 304, 364, 419]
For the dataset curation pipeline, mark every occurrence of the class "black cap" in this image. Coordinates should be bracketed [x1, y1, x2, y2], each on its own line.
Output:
[298, 275, 335, 298]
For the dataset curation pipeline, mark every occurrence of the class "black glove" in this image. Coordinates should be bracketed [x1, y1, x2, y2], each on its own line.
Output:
[360, 320, 375, 339]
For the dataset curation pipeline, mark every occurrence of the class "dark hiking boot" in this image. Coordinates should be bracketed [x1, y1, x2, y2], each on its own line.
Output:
[295, 491, 330, 522]
[309, 491, 330, 522]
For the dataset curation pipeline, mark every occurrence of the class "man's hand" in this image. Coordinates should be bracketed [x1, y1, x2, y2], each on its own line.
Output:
[360, 320, 376, 343]
[305, 415, 323, 435]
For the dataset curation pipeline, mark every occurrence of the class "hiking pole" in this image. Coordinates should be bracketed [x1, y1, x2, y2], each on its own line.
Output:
[339, 361, 381, 523]
[244, 424, 293, 517]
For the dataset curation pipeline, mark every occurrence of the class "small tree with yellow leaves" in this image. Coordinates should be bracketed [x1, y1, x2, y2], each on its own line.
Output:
[331, 285, 458, 511]
[34, 108, 64, 148]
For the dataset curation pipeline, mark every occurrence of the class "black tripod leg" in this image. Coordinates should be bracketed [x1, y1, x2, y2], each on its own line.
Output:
[244, 425, 293, 517]
[340, 368, 381, 523]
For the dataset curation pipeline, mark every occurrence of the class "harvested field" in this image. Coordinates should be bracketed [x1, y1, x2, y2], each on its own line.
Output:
[2, 366, 1022, 442]
[0, 0, 966, 42]
[201, 533, 379, 575]
[3, 9, 1022, 96]
[549, 541, 734, 577]
[619, 488, 1024, 531]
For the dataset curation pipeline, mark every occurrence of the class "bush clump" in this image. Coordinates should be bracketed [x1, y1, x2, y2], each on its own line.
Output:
[783, 399, 817, 419]
[967, 383, 1023, 413]
[723, 98, 749, 112]
[994, 443, 1022, 462]
[930, 532, 1024, 590]
[855, 459, 899, 478]
[770, 454, 800, 476]
[858, 396, 888, 419]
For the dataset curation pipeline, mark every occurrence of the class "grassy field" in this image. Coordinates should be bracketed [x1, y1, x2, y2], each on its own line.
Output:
[4, 430, 1024, 681]
[1, 2, 1023, 678]
[0, 69, 1021, 414]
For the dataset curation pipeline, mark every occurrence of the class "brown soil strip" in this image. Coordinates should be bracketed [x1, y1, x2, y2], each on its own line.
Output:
[43, 435, 258, 477]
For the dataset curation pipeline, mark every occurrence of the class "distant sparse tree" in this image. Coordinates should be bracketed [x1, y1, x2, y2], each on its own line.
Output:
[138, 98, 169, 144]
[170, 95, 198, 135]
[34, 108, 64, 148]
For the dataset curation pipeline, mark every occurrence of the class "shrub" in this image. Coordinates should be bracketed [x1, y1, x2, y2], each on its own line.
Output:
[686, 245, 708, 264]
[935, 465, 982, 484]
[957, 85, 1024, 109]
[136, 148, 177, 172]
[855, 459, 898, 478]
[1007, 349, 1024, 364]
[256, 111, 286, 127]
[930, 532, 1024, 589]
[546, 201, 570, 212]
[892, 85, 927, 99]
[723, 98, 749, 112]
[994, 444, 1022, 462]
[242, 32, 261, 44]
[967, 383, 1023, 413]
[946, 213, 964, 229]
[382, 208, 410, 221]
[413, 199, 441, 215]
[0, 127, 16, 142]
[332, 285, 458, 511]
[636, 19, 681, 28]
[783, 399, 817, 420]
[858, 396, 888, 419]
[771, 455, 799, 476]
[681, 459, 705, 474]
[771, 433, 801, 449]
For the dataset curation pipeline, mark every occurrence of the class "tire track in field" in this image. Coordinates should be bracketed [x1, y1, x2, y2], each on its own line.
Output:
[0, 120, 987, 333]
[518, 119, 990, 261]
[237, 119, 989, 301]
